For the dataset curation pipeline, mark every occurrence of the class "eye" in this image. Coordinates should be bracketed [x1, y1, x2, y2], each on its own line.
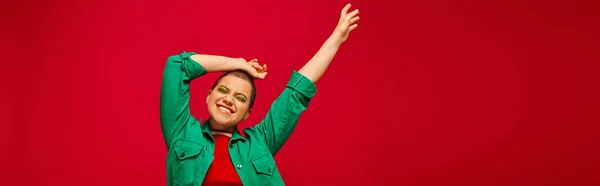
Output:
[235, 95, 247, 103]
[217, 87, 228, 93]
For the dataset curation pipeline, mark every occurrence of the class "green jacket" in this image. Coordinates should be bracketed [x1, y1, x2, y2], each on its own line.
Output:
[160, 51, 316, 186]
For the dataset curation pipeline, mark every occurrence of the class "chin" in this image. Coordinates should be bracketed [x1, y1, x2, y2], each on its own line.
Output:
[213, 116, 230, 125]
[210, 113, 237, 126]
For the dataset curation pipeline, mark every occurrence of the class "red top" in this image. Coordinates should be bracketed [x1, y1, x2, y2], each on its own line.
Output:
[202, 133, 243, 186]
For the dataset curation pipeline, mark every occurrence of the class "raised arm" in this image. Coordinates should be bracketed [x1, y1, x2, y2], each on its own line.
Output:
[190, 54, 267, 79]
[298, 3, 360, 83]
[249, 4, 360, 155]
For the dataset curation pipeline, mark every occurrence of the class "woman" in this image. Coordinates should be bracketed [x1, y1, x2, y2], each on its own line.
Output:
[160, 4, 360, 186]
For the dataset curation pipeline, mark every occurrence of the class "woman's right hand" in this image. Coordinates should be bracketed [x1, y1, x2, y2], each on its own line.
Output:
[239, 58, 268, 79]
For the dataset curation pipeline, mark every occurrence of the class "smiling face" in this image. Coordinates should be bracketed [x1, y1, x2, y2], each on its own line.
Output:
[206, 72, 255, 131]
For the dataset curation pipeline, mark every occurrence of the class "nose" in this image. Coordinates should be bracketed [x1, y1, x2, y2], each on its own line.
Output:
[223, 95, 233, 106]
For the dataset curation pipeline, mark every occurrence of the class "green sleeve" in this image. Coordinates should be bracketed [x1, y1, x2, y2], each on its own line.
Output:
[159, 51, 206, 149]
[249, 71, 317, 155]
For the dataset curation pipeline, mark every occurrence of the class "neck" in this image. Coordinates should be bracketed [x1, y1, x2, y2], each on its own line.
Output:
[207, 117, 237, 133]
[211, 130, 233, 137]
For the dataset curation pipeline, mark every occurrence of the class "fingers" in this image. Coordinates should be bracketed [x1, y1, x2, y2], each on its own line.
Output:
[341, 3, 351, 19]
[251, 70, 267, 80]
[345, 9, 359, 21]
[345, 9, 359, 33]
[349, 24, 358, 32]
[247, 59, 268, 73]
[250, 69, 267, 80]
[248, 59, 261, 69]
[252, 64, 263, 71]
[248, 60, 259, 66]
[350, 16, 360, 24]
[251, 63, 264, 72]
[240, 58, 267, 79]
[256, 72, 267, 80]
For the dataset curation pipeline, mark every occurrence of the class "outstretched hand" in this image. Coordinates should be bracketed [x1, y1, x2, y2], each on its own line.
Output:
[242, 58, 267, 80]
[332, 3, 360, 43]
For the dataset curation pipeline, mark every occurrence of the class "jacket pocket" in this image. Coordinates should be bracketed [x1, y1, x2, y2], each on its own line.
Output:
[173, 140, 204, 186]
[252, 153, 276, 182]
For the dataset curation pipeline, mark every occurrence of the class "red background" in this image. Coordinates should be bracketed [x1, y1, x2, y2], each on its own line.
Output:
[2, 0, 599, 185]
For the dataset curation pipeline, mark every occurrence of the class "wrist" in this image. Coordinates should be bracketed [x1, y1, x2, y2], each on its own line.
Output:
[235, 58, 251, 72]
[326, 35, 343, 48]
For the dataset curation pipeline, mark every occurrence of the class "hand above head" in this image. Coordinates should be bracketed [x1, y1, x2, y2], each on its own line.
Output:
[240, 58, 268, 80]
[332, 3, 360, 44]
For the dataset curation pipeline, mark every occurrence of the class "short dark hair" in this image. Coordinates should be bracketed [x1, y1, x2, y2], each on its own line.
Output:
[211, 70, 257, 109]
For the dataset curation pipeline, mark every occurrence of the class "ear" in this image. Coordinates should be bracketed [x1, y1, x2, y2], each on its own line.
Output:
[243, 109, 252, 120]
[206, 90, 212, 104]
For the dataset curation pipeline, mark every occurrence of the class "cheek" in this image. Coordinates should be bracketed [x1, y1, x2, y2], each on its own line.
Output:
[235, 102, 249, 114]
[208, 94, 221, 103]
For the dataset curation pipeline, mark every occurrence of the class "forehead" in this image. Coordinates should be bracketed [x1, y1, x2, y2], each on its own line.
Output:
[216, 75, 252, 95]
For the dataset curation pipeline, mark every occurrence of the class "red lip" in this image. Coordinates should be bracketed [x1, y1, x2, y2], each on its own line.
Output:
[216, 103, 235, 113]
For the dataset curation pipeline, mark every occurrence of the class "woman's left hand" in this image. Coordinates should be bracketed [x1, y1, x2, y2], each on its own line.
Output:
[332, 3, 360, 43]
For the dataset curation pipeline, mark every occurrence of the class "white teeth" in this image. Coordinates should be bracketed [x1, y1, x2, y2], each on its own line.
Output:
[218, 106, 231, 113]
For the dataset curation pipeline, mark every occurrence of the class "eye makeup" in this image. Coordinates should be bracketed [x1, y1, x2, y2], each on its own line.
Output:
[217, 85, 249, 103]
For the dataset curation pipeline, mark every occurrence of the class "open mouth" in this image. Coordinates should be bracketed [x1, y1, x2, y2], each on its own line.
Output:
[216, 104, 234, 114]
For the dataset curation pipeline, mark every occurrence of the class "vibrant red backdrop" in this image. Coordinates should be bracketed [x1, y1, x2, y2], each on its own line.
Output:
[2, 0, 599, 185]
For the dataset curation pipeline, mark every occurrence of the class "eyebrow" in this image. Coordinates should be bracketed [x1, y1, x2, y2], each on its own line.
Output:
[219, 85, 249, 99]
